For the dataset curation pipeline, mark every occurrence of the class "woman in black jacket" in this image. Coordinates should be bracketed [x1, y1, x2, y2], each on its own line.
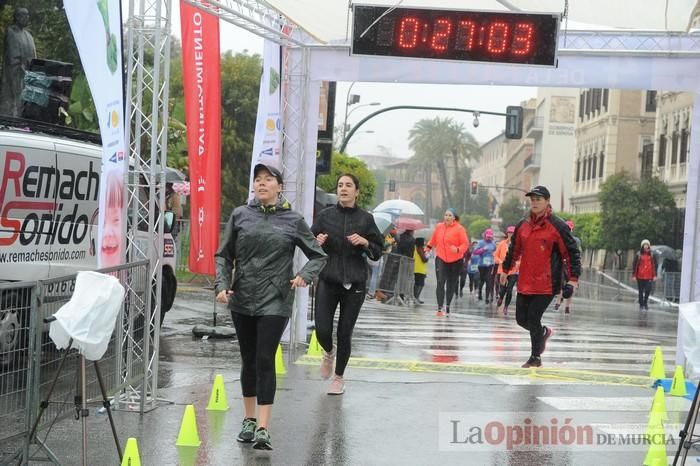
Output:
[311, 173, 384, 395]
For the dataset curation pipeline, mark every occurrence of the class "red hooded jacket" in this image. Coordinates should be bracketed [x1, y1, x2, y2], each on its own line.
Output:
[503, 211, 581, 295]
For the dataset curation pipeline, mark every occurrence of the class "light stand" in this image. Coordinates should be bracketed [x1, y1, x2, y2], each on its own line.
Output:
[22, 321, 122, 466]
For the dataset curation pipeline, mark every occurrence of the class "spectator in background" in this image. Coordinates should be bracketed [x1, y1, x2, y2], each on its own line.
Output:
[632, 239, 657, 311]
[426, 208, 469, 317]
[0, 7, 36, 116]
[413, 237, 429, 304]
[467, 241, 480, 297]
[165, 182, 183, 237]
[396, 229, 416, 258]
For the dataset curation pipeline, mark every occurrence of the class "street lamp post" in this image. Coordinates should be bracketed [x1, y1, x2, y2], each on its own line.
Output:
[343, 102, 381, 143]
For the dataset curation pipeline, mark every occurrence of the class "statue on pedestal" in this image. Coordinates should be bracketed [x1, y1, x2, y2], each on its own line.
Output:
[0, 8, 36, 117]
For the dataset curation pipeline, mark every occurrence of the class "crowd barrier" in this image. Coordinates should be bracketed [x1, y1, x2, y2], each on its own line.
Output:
[376, 253, 415, 306]
[0, 261, 149, 463]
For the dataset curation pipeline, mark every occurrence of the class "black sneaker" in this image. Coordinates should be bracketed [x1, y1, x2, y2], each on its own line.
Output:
[237, 417, 257, 443]
[541, 326, 553, 354]
[253, 427, 272, 450]
[521, 356, 542, 368]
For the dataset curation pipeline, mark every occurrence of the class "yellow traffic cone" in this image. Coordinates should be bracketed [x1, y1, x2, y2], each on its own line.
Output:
[649, 346, 666, 380]
[176, 404, 202, 447]
[206, 374, 230, 411]
[670, 365, 688, 397]
[307, 330, 322, 356]
[643, 423, 668, 466]
[275, 344, 287, 375]
[649, 386, 669, 422]
[121, 437, 141, 466]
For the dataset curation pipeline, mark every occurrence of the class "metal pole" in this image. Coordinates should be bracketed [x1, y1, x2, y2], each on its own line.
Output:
[81, 356, 88, 466]
[341, 82, 356, 142]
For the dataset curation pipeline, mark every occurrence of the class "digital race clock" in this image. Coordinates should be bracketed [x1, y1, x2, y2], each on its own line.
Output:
[351, 4, 560, 66]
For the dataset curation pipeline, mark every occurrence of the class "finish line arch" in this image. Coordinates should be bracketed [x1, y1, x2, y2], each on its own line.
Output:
[174, 1, 700, 364]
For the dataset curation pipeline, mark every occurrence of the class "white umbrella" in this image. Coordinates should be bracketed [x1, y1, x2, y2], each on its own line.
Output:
[374, 199, 424, 216]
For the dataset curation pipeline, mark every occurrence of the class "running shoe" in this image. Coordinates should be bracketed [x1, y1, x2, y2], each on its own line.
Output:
[436, 309, 444, 317]
[521, 356, 542, 368]
[237, 417, 257, 443]
[541, 326, 553, 354]
[564, 307, 570, 314]
[253, 427, 272, 450]
[327, 375, 345, 395]
[320, 345, 336, 380]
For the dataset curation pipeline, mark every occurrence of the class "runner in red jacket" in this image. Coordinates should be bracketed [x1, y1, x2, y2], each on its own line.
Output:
[502, 186, 581, 368]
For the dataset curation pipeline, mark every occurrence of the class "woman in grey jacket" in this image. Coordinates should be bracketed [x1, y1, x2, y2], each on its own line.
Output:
[215, 164, 327, 450]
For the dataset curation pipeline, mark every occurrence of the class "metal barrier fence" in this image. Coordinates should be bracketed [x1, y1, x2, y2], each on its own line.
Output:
[376, 253, 415, 305]
[577, 269, 681, 305]
[0, 261, 149, 461]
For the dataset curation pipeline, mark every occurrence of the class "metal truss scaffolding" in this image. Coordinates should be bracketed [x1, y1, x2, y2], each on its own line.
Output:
[122, 0, 171, 412]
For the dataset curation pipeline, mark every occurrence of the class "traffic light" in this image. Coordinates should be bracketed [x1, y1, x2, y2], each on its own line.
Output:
[470, 180, 478, 196]
[505, 105, 523, 139]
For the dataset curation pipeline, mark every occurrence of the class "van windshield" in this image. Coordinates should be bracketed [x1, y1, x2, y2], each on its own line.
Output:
[0, 2, 101, 143]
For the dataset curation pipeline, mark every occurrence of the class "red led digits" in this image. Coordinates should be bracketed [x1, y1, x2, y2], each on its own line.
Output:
[455, 20, 477, 51]
[430, 18, 452, 51]
[512, 22, 534, 56]
[398, 17, 419, 48]
[486, 22, 510, 54]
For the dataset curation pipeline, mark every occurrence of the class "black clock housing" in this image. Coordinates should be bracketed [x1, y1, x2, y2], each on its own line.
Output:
[352, 4, 560, 66]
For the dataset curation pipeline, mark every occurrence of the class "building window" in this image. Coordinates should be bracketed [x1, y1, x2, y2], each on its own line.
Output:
[588, 156, 594, 180]
[645, 90, 657, 112]
[576, 159, 581, 182]
[658, 135, 666, 166]
[671, 132, 679, 165]
[579, 92, 585, 120]
[603, 89, 609, 110]
[680, 129, 689, 164]
[591, 156, 597, 179]
[593, 89, 601, 114]
[641, 143, 653, 179]
[585, 90, 592, 118]
[599, 152, 605, 178]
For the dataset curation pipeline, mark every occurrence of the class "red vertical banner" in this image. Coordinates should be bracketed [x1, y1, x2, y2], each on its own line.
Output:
[180, 1, 221, 275]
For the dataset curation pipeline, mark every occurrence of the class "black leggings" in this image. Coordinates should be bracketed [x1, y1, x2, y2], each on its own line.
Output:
[315, 279, 365, 377]
[515, 294, 554, 357]
[500, 274, 518, 307]
[478, 265, 495, 301]
[436, 258, 462, 309]
[637, 279, 653, 306]
[231, 312, 289, 405]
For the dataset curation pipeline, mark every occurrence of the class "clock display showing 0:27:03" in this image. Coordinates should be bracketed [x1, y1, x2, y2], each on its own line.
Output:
[381, 16, 538, 58]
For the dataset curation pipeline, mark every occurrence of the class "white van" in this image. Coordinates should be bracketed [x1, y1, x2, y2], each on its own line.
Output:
[0, 119, 177, 365]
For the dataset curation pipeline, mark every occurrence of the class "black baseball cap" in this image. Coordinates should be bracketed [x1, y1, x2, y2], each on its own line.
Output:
[525, 185, 550, 199]
[253, 163, 283, 184]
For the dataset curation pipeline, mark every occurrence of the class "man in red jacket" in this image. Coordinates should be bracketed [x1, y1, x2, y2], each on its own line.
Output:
[502, 186, 581, 368]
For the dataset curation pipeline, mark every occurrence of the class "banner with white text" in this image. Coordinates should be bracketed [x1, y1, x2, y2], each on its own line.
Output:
[64, 0, 127, 269]
[180, 1, 221, 275]
[248, 39, 282, 197]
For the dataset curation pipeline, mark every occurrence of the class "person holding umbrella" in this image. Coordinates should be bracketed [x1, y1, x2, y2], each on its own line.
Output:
[632, 239, 657, 310]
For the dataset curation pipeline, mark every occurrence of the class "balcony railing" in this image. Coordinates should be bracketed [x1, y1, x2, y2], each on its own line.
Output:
[526, 116, 544, 134]
[523, 152, 542, 171]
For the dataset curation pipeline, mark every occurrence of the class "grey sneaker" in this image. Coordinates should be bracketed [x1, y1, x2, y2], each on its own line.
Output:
[253, 427, 272, 450]
[237, 417, 256, 443]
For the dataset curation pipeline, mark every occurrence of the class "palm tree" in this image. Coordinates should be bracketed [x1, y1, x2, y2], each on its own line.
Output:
[408, 117, 481, 217]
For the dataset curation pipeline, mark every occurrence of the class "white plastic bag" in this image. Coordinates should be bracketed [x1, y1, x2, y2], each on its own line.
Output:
[49, 271, 126, 361]
[678, 302, 700, 380]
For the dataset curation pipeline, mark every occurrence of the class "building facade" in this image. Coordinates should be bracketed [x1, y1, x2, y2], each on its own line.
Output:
[570, 89, 657, 213]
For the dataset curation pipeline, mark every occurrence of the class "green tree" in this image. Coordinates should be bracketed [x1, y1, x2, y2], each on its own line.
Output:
[499, 196, 527, 228]
[462, 189, 490, 218]
[599, 172, 677, 250]
[218, 51, 262, 215]
[316, 152, 376, 209]
[570, 212, 602, 250]
[408, 117, 480, 215]
[468, 218, 491, 241]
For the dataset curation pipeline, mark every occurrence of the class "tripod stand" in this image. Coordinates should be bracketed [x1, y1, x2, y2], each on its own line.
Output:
[673, 380, 700, 465]
[22, 332, 122, 466]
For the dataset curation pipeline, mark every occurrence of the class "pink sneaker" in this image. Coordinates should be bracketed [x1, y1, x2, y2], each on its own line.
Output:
[320, 346, 336, 380]
[327, 375, 345, 395]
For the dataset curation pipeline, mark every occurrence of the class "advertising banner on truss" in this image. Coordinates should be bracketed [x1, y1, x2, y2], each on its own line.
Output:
[64, 0, 127, 269]
[180, 0, 221, 275]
